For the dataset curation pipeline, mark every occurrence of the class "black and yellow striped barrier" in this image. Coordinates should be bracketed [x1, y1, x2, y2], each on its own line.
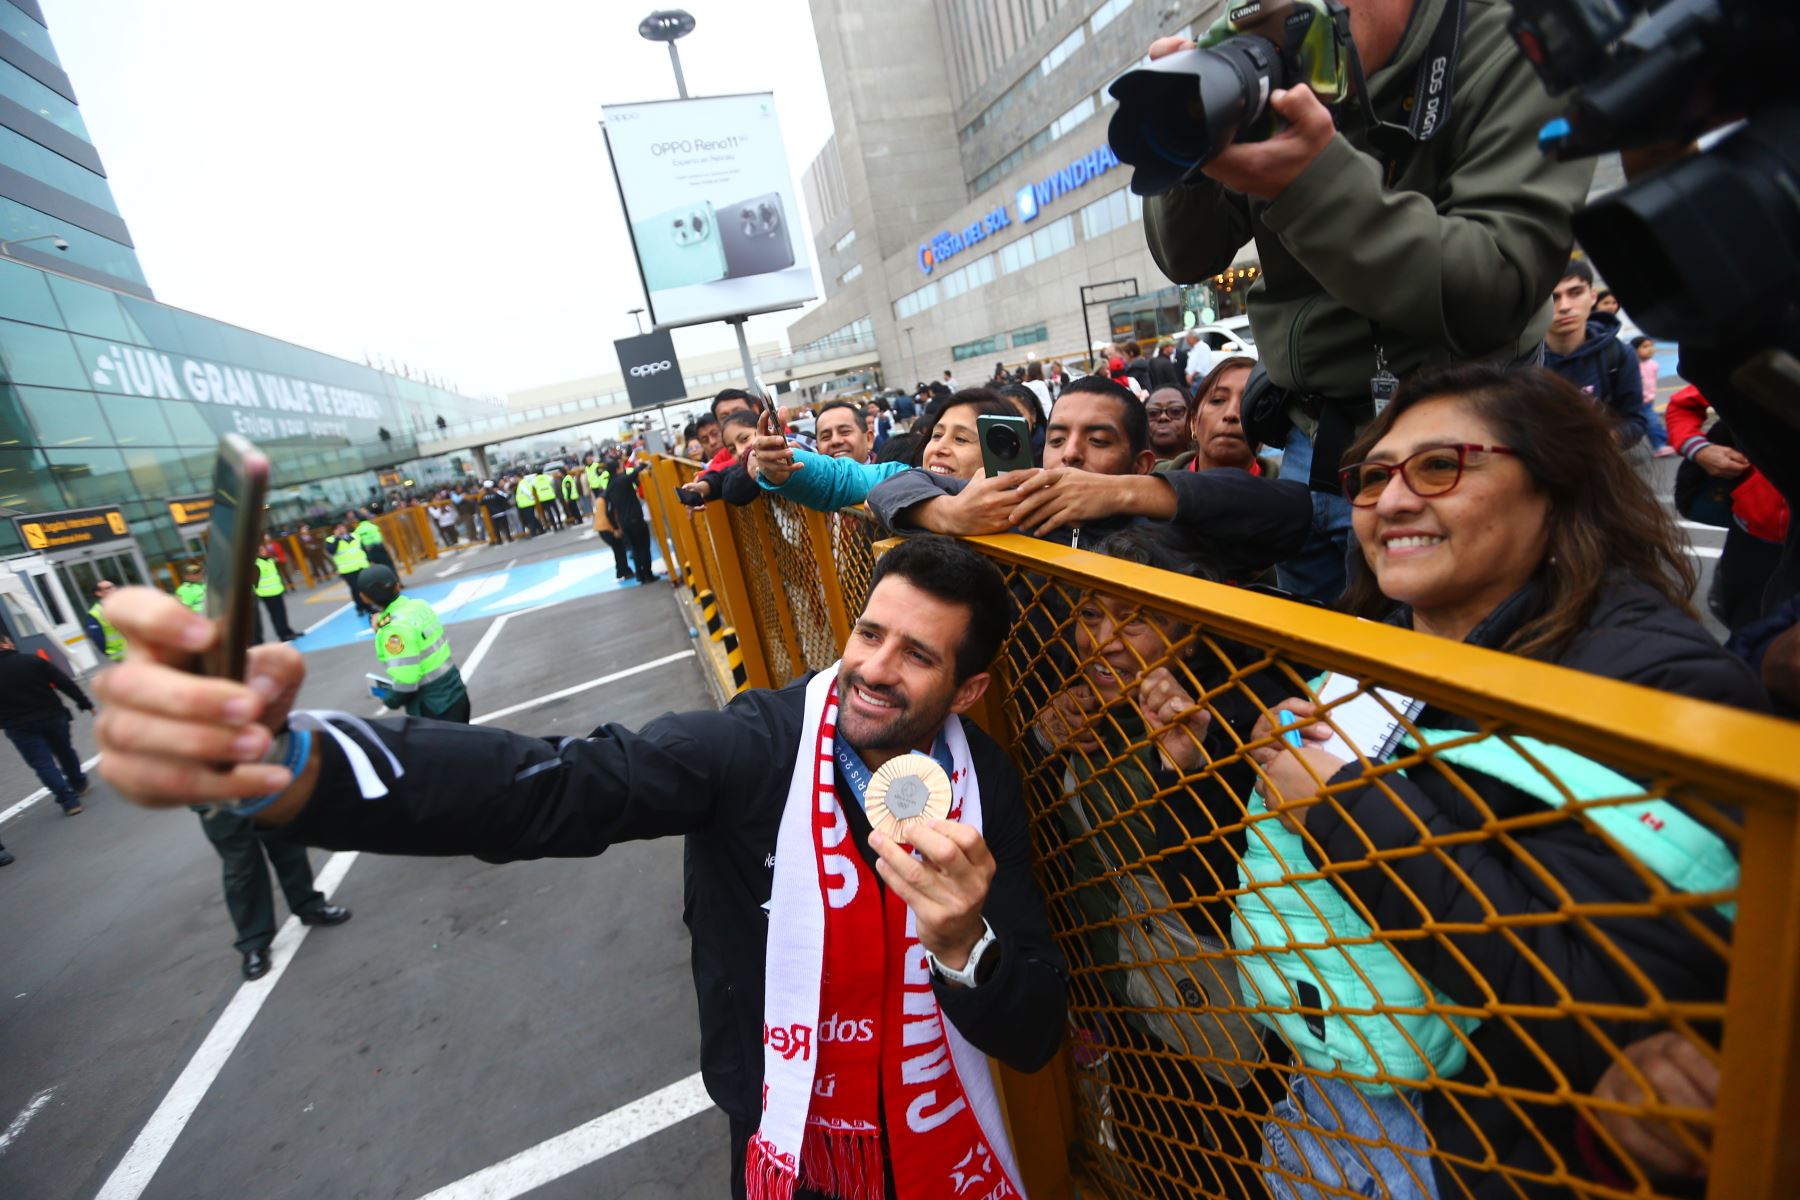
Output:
[697, 589, 723, 640]
[721, 627, 748, 693]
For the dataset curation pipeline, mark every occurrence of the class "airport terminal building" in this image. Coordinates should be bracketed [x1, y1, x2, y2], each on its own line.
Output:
[784, 0, 1256, 390]
[0, 0, 499, 609]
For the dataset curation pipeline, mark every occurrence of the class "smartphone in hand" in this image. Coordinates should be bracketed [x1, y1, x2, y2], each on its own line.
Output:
[198, 434, 270, 680]
[977, 413, 1034, 477]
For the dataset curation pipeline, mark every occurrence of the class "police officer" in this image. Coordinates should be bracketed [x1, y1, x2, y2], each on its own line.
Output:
[514, 472, 542, 537]
[176, 564, 206, 612]
[327, 521, 372, 616]
[86, 580, 126, 663]
[558, 469, 583, 527]
[532, 469, 561, 531]
[255, 547, 298, 641]
[357, 565, 470, 723]
[351, 510, 396, 572]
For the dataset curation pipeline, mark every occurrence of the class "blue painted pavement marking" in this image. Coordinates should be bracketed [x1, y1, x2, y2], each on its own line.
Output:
[296, 541, 662, 653]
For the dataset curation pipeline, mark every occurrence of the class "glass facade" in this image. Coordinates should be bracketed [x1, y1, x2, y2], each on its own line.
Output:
[0, 256, 501, 568]
[0, 1, 503, 579]
[0, 1, 146, 293]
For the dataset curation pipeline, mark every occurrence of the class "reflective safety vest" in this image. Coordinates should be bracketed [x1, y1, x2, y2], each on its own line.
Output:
[255, 556, 285, 597]
[176, 581, 206, 613]
[585, 461, 603, 491]
[354, 519, 384, 547]
[375, 595, 456, 694]
[560, 473, 579, 501]
[532, 473, 556, 503]
[329, 534, 370, 574]
[88, 601, 125, 662]
[516, 476, 537, 507]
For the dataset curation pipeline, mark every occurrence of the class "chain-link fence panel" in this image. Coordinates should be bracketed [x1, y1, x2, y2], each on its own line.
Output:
[977, 535, 1787, 1200]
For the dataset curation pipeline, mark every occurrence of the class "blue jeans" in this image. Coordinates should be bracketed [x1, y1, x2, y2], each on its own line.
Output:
[1644, 399, 1670, 451]
[1262, 1075, 1440, 1200]
[5, 715, 86, 809]
[1275, 426, 1357, 602]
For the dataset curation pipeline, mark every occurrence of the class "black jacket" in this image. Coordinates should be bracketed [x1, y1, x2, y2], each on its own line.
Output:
[1304, 575, 1763, 1195]
[866, 466, 1312, 580]
[601, 464, 650, 528]
[1147, 353, 1182, 391]
[0, 647, 91, 728]
[284, 674, 1068, 1125]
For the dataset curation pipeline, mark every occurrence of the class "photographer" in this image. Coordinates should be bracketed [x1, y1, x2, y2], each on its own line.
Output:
[1139, 0, 1594, 601]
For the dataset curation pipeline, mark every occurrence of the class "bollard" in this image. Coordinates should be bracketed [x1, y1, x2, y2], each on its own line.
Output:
[721, 627, 749, 693]
[684, 561, 698, 598]
[698, 589, 723, 639]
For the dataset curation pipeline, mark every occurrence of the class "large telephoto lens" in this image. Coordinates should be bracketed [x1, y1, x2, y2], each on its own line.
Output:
[1107, 36, 1286, 195]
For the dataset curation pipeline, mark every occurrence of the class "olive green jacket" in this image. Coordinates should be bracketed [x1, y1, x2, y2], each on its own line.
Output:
[1144, 0, 1595, 402]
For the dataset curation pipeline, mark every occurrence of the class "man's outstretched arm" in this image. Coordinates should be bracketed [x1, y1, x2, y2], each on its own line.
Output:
[93, 587, 756, 859]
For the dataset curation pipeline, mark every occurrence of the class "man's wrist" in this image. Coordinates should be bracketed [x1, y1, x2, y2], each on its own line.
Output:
[252, 737, 322, 829]
[1123, 474, 1177, 519]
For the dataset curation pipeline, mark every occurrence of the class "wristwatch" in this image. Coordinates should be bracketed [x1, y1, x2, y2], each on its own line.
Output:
[926, 919, 999, 989]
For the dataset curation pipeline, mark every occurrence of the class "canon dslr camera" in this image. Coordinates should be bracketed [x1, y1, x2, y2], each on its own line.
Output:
[1106, 0, 1353, 195]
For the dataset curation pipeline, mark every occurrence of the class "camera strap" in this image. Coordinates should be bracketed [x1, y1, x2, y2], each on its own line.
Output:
[1340, 0, 1467, 173]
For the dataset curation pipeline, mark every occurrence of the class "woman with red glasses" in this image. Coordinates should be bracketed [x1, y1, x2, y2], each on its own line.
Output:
[1237, 363, 1767, 1199]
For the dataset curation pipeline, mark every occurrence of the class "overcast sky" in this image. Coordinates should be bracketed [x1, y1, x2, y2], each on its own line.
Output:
[45, 0, 837, 398]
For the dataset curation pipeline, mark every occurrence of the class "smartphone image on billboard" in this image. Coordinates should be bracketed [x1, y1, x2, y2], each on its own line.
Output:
[632, 202, 727, 291]
[720, 193, 795, 279]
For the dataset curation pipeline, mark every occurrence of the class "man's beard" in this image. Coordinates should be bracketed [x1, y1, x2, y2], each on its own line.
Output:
[836, 667, 948, 753]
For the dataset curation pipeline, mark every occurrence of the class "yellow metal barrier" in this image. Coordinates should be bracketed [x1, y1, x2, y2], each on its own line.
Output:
[638, 456, 1797, 1200]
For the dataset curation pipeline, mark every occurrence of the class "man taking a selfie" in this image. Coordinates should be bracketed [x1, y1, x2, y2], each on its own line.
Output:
[90, 536, 1065, 1200]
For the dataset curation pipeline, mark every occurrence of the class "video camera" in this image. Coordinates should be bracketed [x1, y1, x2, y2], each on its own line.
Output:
[1506, 0, 1799, 347]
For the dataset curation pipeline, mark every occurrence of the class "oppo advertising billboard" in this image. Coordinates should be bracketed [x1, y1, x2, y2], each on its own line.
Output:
[601, 92, 817, 329]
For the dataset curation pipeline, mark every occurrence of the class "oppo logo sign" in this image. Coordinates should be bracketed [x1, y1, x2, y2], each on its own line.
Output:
[629, 360, 673, 378]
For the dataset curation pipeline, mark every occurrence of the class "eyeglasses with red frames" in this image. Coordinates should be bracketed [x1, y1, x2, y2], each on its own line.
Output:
[1339, 443, 1519, 507]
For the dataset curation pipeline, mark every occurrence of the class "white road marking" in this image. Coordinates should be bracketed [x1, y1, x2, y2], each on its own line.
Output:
[472, 650, 696, 727]
[432, 561, 462, 579]
[93, 850, 360, 1200]
[1677, 519, 1725, 533]
[432, 573, 510, 618]
[0, 1085, 56, 1156]
[459, 613, 515, 684]
[481, 555, 608, 611]
[302, 603, 350, 635]
[1689, 546, 1722, 559]
[407, 1072, 712, 1200]
[0, 754, 102, 827]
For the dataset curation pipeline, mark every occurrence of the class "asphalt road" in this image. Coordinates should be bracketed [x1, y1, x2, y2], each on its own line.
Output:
[0, 463, 1737, 1200]
[0, 526, 731, 1200]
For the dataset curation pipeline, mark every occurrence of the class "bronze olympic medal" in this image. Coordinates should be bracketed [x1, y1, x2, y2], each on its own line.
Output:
[864, 754, 953, 841]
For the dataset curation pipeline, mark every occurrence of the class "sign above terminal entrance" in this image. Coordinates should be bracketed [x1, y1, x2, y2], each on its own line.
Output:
[919, 143, 1122, 275]
[76, 341, 386, 446]
[15, 506, 131, 552]
[168, 495, 214, 527]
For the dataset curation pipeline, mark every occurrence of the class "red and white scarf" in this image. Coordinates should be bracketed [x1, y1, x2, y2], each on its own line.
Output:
[747, 667, 1025, 1200]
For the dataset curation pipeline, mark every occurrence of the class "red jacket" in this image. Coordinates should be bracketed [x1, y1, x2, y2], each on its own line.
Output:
[1666, 385, 1789, 543]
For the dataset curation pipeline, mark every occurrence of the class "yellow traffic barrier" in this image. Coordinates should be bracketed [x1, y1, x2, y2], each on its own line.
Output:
[721, 626, 749, 693]
[697, 589, 723, 641]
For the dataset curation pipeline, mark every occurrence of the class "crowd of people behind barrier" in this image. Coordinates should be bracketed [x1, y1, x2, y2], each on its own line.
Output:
[82, 2, 1800, 1191]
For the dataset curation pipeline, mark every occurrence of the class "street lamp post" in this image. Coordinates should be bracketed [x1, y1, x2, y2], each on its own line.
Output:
[638, 10, 696, 100]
